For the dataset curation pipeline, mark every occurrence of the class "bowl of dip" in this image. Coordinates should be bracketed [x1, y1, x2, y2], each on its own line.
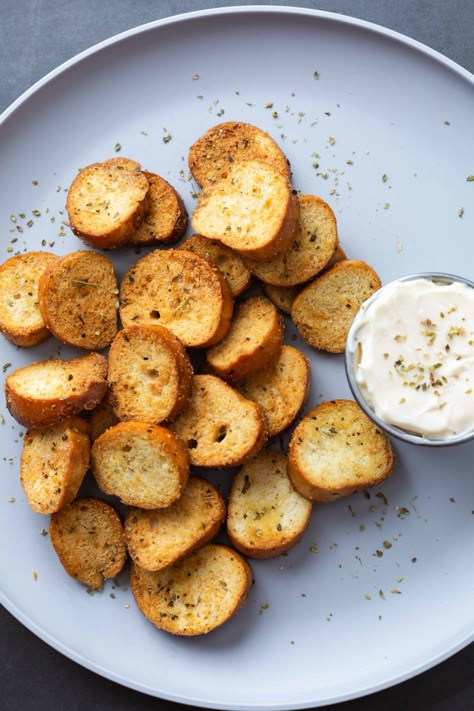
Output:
[345, 273, 474, 446]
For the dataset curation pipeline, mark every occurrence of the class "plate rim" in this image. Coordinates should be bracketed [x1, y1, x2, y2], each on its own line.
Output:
[0, 5, 473, 709]
[1, 4, 472, 126]
[3, 588, 473, 710]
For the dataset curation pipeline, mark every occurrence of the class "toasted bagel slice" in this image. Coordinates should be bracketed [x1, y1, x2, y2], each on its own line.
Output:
[288, 400, 395, 502]
[66, 157, 150, 249]
[192, 160, 299, 261]
[49, 497, 126, 590]
[120, 249, 233, 348]
[235, 345, 310, 437]
[206, 296, 284, 382]
[127, 171, 188, 246]
[20, 416, 90, 514]
[291, 259, 382, 352]
[5, 352, 108, 428]
[91, 421, 189, 509]
[169, 374, 268, 468]
[263, 284, 300, 315]
[188, 121, 290, 187]
[0, 252, 58, 347]
[130, 543, 253, 635]
[227, 449, 313, 559]
[180, 235, 252, 298]
[243, 195, 338, 286]
[125, 476, 226, 571]
[38, 250, 118, 350]
[108, 324, 193, 424]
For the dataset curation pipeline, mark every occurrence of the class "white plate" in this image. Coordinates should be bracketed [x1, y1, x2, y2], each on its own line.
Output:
[0, 7, 473, 710]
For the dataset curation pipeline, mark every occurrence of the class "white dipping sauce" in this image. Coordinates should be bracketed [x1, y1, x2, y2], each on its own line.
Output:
[354, 278, 474, 438]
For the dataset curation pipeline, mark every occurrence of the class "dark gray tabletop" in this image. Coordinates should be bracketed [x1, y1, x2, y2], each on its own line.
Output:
[1, 2, 473, 710]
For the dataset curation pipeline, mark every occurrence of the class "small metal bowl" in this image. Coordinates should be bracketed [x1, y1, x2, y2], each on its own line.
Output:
[345, 272, 474, 447]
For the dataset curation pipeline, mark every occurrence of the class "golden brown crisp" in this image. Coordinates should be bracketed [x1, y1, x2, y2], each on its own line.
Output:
[66, 157, 150, 249]
[0, 251, 58, 347]
[38, 250, 118, 350]
[127, 171, 188, 246]
[264, 245, 345, 315]
[206, 296, 284, 382]
[120, 249, 233, 348]
[20, 416, 90, 514]
[263, 284, 301, 315]
[324, 243, 347, 270]
[192, 160, 299, 261]
[291, 259, 382, 352]
[88, 391, 119, 442]
[243, 195, 338, 286]
[169, 374, 268, 468]
[108, 324, 193, 424]
[180, 235, 252, 298]
[288, 400, 395, 501]
[49, 497, 126, 590]
[227, 449, 313, 559]
[5, 352, 108, 428]
[130, 543, 253, 635]
[235, 345, 310, 437]
[125, 476, 226, 571]
[188, 121, 290, 186]
[91, 421, 190, 509]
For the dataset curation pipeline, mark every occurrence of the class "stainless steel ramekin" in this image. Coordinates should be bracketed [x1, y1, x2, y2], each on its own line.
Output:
[345, 272, 474, 447]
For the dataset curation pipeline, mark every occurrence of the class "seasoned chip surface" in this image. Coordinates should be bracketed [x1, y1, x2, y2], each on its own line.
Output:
[169, 374, 268, 468]
[235, 345, 310, 437]
[0, 251, 58, 347]
[227, 449, 313, 558]
[20, 417, 90, 514]
[192, 159, 299, 261]
[5, 352, 108, 428]
[120, 249, 233, 348]
[206, 295, 284, 382]
[66, 157, 150, 249]
[49, 497, 126, 590]
[39, 250, 118, 350]
[130, 543, 253, 635]
[125, 476, 226, 571]
[108, 324, 192, 424]
[291, 259, 382, 352]
[188, 121, 290, 187]
[180, 235, 252, 298]
[128, 171, 187, 246]
[243, 195, 338, 286]
[91, 421, 190, 509]
[288, 399, 395, 501]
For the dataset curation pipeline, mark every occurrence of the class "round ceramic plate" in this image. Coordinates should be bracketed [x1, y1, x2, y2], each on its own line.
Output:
[0, 7, 473, 710]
